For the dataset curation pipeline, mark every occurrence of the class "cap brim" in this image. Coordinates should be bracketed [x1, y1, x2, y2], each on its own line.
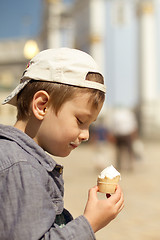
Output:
[2, 79, 30, 106]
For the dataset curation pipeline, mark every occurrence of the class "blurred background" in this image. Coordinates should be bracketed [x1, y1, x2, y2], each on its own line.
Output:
[0, 0, 160, 239]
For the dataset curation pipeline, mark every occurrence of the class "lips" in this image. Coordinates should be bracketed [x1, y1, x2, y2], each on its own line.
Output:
[69, 142, 80, 149]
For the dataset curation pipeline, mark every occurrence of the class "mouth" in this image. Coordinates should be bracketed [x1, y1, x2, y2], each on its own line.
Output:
[69, 142, 80, 149]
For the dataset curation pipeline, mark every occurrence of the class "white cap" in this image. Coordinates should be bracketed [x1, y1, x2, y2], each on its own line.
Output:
[2, 48, 106, 106]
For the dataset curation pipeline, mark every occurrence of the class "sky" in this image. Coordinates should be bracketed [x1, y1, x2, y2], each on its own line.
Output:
[0, 0, 43, 39]
[0, 0, 76, 39]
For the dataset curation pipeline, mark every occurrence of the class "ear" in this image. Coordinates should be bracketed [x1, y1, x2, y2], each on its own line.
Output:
[32, 90, 50, 120]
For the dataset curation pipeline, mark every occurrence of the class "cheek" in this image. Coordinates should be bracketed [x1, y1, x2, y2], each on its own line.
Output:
[56, 116, 80, 139]
[58, 126, 78, 141]
[41, 112, 80, 146]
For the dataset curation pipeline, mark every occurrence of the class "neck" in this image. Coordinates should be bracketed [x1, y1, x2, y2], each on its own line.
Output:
[14, 120, 27, 133]
[14, 116, 41, 142]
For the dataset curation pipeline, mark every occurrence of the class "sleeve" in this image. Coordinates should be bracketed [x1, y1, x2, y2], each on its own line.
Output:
[42, 215, 95, 240]
[0, 162, 95, 240]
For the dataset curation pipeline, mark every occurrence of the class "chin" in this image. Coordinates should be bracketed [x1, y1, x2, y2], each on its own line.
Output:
[50, 150, 71, 158]
[59, 151, 71, 158]
[46, 145, 72, 157]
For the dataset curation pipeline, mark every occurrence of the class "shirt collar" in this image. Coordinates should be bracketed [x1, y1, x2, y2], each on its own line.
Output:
[0, 124, 63, 172]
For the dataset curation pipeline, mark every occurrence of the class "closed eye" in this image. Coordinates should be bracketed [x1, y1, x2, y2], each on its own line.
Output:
[77, 118, 83, 124]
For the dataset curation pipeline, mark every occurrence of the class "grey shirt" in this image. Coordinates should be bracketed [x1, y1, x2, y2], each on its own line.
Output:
[0, 124, 95, 240]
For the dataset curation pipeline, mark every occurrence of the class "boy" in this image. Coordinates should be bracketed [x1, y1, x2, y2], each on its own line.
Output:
[0, 48, 124, 239]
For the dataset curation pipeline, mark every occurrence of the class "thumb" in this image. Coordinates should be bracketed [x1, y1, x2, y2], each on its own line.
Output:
[88, 185, 98, 201]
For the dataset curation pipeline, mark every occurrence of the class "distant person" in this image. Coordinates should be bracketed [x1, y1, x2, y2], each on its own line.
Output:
[0, 48, 124, 239]
[111, 107, 138, 171]
[90, 117, 111, 171]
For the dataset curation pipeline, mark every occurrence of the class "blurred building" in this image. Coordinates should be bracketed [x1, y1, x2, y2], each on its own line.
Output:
[137, 0, 160, 139]
[0, 39, 28, 124]
[42, 0, 74, 49]
[0, 0, 72, 125]
[71, 0, 160, 139]
[72, 0, 106, 74]
[0, 0, 160, 139]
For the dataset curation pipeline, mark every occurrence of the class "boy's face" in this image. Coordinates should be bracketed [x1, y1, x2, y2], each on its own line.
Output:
[35, 92, 103, 157]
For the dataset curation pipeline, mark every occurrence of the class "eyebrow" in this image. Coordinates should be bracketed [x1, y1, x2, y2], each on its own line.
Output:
[78, 111, 97, 123]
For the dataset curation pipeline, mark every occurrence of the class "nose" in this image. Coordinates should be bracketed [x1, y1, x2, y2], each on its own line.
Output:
[79, 128, 89, 142]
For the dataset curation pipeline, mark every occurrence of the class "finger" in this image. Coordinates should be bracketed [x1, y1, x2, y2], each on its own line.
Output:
[93, 185, 99, 192]
[88, 186, 98, 201]
[118, 202, 125, 213]
[109, 185, 122, 203]
[116, 191, 124, 210]
[115, 184, 121, 193]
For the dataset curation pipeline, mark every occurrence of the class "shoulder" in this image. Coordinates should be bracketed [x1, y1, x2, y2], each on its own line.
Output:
[0, 138, 47, 183]
[0, 137, 53, 189]
[0, 140, 48, 191]
[0, 138, 28, 171]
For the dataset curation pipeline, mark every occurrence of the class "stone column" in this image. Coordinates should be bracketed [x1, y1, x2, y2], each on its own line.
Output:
[45, 0, 63, 48]
[89, 0, 106, 74]
[138, 0, 157, 103]
[138, 0, 158, 138]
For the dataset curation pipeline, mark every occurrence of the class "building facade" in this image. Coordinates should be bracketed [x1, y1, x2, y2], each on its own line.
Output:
[0, 0, 160, 138]
[72, 0, 160, 139]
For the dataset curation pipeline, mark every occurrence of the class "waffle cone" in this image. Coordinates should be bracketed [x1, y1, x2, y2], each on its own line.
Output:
[97, 175, 120, 194]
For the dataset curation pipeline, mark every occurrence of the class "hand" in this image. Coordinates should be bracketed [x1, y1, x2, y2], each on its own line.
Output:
[83, 184, 124, 233]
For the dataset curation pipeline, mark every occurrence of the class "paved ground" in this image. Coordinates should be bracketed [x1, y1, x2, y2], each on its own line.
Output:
[55, 141, 160, 240]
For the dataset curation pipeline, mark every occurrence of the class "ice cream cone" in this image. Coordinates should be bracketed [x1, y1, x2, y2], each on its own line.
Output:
[97, 175, 120, 194]
[97, 165, 121, 194]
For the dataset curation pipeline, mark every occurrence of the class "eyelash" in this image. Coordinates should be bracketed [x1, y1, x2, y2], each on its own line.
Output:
[77, 118, 83, 124]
